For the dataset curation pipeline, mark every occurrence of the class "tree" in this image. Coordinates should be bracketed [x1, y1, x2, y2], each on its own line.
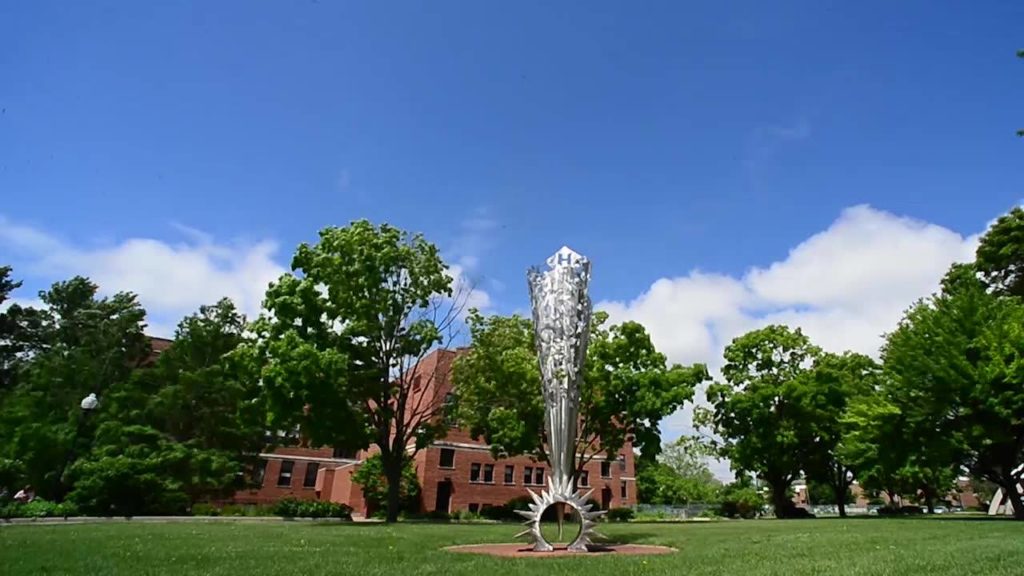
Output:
[0, 277, 148, 500]
[798, 352, 880, 517]
[839, 396, 919, 506]
[0, 266, 45, 395]
[882, 264, 1023, 517]
[637, 436, 722, 505]
[976, 206, 1024, 297]
[69, 299, 262, 513]
[351, 454, 421, 516]
[704, 325, 821, 518]
[246, 221, 464, 523]
[452, 310, 708, 483]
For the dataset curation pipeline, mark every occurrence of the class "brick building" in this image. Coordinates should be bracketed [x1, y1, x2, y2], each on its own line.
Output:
[234, 348, 637, 515]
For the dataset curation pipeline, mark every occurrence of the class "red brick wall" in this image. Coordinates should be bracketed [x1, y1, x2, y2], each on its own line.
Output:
[233, 447, 362, 506]
[235, 349, 639, 514]
[418, 442, 636, 514]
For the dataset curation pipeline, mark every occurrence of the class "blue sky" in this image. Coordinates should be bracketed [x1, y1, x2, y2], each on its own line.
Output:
[1, 2, 1021, 375]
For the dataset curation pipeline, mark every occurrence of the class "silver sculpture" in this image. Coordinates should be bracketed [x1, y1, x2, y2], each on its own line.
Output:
[517, 246, 605, 552]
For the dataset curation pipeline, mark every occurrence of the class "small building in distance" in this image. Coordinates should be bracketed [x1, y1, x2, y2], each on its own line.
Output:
[233, 348, 637, 516]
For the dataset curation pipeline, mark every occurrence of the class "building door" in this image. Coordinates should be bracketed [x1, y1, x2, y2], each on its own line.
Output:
[601, 487, 612, 510]
[435, 481, 452, 513]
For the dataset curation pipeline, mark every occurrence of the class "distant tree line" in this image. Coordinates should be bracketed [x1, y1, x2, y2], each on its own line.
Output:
[3, 207, 1024, 522]
[687, 206, 1024, 518]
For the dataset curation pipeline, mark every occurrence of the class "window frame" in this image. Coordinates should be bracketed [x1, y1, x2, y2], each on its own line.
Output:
[277, 460, 295, 487]
[600, 460, 611, 478]
[534, 467, 544, 486]
[302, 462, 319, 488]
[523, 466, 534, 485]
[579, 470, 590, 487]
[504, 465, 515, 485]
[483, 463, 495, 484]
[470, 462, 481, 482]
[439, 448, 456, 469]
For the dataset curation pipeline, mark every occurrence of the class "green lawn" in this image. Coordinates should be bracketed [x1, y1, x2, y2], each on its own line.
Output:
[3, 518, 1023, 576]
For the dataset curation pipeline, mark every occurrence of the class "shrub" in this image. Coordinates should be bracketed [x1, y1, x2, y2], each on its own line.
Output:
[219, 504, 274, 517]
[0, 499, 80, 519]
[272, 498, 351, 520]
[273, 497, 302, 518]
[607, 507, 635, 522]
[451, 509, 482, 522]
[191, 503, 220, 516]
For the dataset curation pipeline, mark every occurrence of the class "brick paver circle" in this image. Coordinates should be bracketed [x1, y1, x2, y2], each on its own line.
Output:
[444, 543, 676, 558]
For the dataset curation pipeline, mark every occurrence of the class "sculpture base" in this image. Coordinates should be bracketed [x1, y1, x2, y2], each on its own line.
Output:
[444, 543, 676, 558]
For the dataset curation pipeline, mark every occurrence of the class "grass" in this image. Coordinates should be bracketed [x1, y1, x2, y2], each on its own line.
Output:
[3, 517, 1024, 575]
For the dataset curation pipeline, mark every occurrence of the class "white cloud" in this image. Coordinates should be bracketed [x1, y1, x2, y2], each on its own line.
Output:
[0, 217, 286, 338]
[1, 215, 496, 339]
[597, 205, 982, 479]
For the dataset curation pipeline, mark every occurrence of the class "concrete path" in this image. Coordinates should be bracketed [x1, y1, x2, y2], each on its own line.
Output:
[1, 515, 370, 526]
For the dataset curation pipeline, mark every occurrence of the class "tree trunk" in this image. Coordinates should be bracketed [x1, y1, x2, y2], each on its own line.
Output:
[382, 454, 403, 524]
[922, 486, 935, 514]
[834, 483, 847, 518]
[771, 484, 792, 518]
[1001, 473, 1024, 520]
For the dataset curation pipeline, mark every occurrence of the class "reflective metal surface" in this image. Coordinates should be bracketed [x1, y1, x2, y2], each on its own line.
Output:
[518, 246, 604, 552]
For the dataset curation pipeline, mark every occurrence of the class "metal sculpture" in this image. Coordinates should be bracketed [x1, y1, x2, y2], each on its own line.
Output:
[516, 246, 605, 552]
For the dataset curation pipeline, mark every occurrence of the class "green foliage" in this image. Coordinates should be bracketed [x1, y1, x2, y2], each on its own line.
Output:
[248, 221, 457, 522]
[717, 480, 764, 519]
[0, 276, 148, 500]
[798, 352, 880, 516]
[351, 454, 421, 513]
[272, 497, 352, 519]
[705, 325, 820, 516]
[452, 310, 709, 478]
[977, 206, 1024, 297]
[0, 498, 79, 519]
[68, 299, 260, 515]
[606, 507, 635, 522]
[880, 263, 1021, 515]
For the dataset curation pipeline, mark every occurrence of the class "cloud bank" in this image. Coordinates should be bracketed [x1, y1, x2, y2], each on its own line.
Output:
[598, 205, 981, 477]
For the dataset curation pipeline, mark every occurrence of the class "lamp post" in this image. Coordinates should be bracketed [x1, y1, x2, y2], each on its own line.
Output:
[58, 394, 99, 499]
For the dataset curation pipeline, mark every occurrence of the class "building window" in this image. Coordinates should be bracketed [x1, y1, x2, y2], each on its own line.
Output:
[618, 455, 627, 471]
[468, 503, 480, 513]
[277, 460, 295, 487]
[534, 467, 544, 486]
[470, 462, 481, 482]
[333, 447, 357, 459]
[504, 465, 515, 484]
[254, 460, 267, 487]
[303, 462, 319, 488]
[579, 471, 590, 487]
[483, 464, 494, 483]
[524, 466, 533, 485]
[443, 393, 458, 427]
[600, 461, 611, 478]
[439, 448, 455, 469]
[621, 481, 628, 499]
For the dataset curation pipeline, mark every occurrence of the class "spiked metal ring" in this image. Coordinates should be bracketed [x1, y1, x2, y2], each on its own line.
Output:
[515, 476, 606, 552]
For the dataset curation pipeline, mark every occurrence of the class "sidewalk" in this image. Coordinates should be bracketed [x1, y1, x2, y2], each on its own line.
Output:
[1, 515, 370, 526]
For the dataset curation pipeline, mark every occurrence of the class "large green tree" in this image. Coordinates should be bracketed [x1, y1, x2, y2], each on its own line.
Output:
[452, 310, 707, 482]
[68, 298, 262, 514]
[246, 221, 461, 522]
[798, 352, 880, 517]
[0, 277, 148, 500]
[883, 264, 1024, 517]
[705, 325, 820, 518]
